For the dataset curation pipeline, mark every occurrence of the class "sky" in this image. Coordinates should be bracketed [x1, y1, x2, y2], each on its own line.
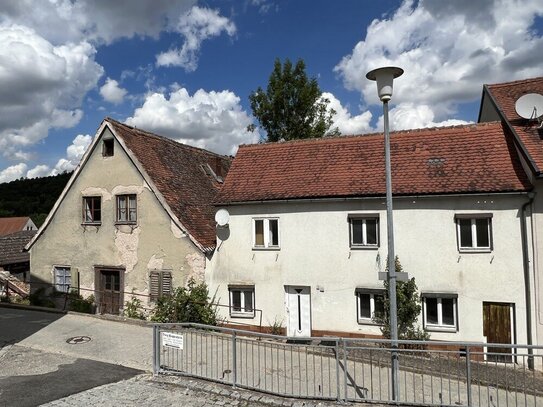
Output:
[0, 0, 542, 183]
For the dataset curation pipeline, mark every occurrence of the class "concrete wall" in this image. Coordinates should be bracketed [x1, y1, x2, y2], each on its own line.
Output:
[30, 127, 205, 308]
[208, 194, 530, 343]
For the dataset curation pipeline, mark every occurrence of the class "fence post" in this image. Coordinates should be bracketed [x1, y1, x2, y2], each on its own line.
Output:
[465, 346, 472, 407]
[153, 325, 161, 375]
[335, 339, 341, 402]
[342, 339, 348, 402]
[232, 331, 237, 388]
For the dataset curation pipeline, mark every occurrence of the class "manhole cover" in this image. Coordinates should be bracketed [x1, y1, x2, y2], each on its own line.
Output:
[66, 336, 91, 344]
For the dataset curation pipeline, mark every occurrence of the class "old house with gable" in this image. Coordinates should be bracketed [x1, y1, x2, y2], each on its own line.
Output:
[26, 118, 230, 314]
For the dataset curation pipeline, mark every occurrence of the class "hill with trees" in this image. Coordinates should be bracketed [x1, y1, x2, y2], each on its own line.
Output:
[0, 172, 72, 227]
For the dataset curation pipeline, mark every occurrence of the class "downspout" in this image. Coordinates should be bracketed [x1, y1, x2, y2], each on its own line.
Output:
[521, 192, 535, 369]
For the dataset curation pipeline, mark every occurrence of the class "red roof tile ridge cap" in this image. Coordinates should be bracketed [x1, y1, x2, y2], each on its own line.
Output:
[105, 117, 230, 159]
[237, 121, 502, 150]
[486, 76, 543, 89]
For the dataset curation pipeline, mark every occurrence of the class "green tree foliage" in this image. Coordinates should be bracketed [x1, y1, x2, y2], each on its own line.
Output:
[373, 256, 429, 340]
[248, 58, 339, 141]
[0, 172, 71, 227]
[151, 279, 219, 324]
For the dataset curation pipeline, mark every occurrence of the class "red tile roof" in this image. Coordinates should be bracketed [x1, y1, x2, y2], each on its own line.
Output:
[106, 118, 231, 250]
[216, 122, 531, 203]
[486, 77, 543, 172]
[0, 217, 32, 237]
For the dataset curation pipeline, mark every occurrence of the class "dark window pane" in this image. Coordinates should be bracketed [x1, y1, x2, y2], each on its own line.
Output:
[254, 220, 264, 246]
[269, 219, 279, 246]
[232, 291, 241, 311]
[476, 218, 490, 248]
[352, 219, 363, 245]
[93, 198, 101, 222]
[366, 219, 378, 245]
[244, 291, 253, 312]
[103, 139, 114, 157]
[374, 294, 385, 318]
[442, 298, 455, 326]
[459, 219, 472, 248]
[426, 298, 439, 325]
[359, 293, 371, 318]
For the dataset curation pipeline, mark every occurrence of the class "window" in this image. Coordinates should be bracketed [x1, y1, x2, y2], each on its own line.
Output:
[103, 138, 114, 157]
[54, 266, 71, 293]
[116, 194, 137, 223]
[456, 214, 492, 251]
[356, 289, 385, 323]
[83, 197, 101, 224]
[229, 286, 255, 317]
[349, 215, 379, 248]
[253, 218, 279, 249]
[149, 270, 172, 302]
[423, 294, 458, 332]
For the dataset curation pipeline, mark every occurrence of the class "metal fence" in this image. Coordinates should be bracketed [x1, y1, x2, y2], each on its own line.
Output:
[153, 323, 543, 406]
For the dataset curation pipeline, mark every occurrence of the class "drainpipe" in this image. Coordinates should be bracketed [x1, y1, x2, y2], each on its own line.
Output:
[521, 192, 535, 369]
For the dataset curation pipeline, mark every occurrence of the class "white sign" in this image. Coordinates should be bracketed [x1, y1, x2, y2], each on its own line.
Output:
[162, 332, 184, 349]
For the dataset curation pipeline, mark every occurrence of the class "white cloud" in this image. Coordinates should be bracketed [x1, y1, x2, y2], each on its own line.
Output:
[377, 103, 470, 131]
[100, 78, 128, 104]
[26, 164, 51, 179]
[334, 0, 543, 123]
[0, 25, 102, 157]
[52, 134, 92, 174]
[323, 92, 373, 135]
[156, 6, 236, 71]
[0, 163, 27, 183]
[126, 88, 258, 155]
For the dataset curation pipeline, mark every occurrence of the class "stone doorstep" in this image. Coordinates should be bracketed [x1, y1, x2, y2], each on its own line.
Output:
[151, 374, 349, 407]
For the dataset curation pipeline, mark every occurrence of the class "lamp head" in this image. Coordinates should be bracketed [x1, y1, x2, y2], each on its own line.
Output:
[366, 66, 404, 102]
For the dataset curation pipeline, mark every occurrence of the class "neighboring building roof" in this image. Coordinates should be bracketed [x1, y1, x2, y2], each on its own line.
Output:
[216, 121, 531, 204]
[484, 77, 543, 174]
[0, 217, 33, 237]
[107, 118, 231, 250]
[0, 230, 36, 265]
[26, 118, 231, 252]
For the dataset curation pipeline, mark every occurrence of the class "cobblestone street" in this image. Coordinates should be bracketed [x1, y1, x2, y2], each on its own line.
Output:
[42, 374, 345, 407]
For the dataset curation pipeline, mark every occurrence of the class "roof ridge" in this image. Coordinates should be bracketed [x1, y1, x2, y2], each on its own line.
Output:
[105, 117, 231, 159]
[237, 121, 502, 150]
[486, 76, 543, 88]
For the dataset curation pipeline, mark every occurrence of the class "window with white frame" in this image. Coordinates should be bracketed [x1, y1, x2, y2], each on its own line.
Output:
[456, 214, 492, 251]
[349, 215, 379, 248]
[423, 294, 458, 332]
[253, 218, 279, 249]
[116, 194, 137, 224]
[229, 286, 255, 317]
[54, 266, 71, 293]
[356, 289, 385, 323]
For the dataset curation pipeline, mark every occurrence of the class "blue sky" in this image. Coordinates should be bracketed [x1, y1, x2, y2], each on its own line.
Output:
[0, 0, 542, 182]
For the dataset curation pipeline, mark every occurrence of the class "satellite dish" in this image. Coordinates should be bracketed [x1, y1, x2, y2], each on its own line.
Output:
[215, 209, 230, 227]
[515, 93, 543, 119]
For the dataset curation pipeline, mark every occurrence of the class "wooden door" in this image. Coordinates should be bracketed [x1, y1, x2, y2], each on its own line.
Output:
[483, 302, 513, 362]
[99, 270, 122, 315]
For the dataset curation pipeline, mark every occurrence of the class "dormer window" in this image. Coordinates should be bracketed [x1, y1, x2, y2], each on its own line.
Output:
[103, 138, 114, 157]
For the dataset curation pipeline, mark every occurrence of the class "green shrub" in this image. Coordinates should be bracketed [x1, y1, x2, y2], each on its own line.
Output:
[151, 278, 219, 324]
[124, 296, 146, 320]
[268, 317, 284, 335]
[67, 292, 94, 313]
[29, 287, 56, 308]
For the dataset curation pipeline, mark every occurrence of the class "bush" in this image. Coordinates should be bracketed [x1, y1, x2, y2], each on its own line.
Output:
[29, 287, 56, 308]
[124, 296, 146, 320]
[268, 317, 284, 335]
[67, 292, 94, 313]
[151, 278, 219, 324]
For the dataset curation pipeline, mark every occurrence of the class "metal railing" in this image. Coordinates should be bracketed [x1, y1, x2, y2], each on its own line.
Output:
[153, 323, 543, 406]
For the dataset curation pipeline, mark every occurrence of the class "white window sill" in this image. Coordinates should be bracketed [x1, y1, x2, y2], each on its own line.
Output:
[350, 245, 379, 250]
[424, 324, 457, 333]
[357, 318, 381, 326]
[230, 312, 255, 319]
[458, 248, 492, 254]
[252, 247, 280, 251]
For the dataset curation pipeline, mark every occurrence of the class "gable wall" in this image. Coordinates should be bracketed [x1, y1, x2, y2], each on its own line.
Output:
[30, 127, 205, 304]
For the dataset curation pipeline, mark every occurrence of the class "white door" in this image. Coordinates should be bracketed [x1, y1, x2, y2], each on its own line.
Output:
[285, 286, 311, 337]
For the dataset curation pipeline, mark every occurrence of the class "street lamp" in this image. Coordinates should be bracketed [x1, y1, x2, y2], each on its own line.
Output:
[366, 66, 404, 402]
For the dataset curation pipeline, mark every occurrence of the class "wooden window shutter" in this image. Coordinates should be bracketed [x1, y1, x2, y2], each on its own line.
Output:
[149, 270, 160, 302]
[161, 271, 172, 296]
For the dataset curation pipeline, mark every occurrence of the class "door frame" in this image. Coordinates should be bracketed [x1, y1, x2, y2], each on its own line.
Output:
[94, 266, 125, 314]
[284, 285, 312, 337]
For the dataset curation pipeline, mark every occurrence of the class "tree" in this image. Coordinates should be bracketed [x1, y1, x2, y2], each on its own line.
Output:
[373, 257, 429, 340]
[248, 58, 339, 141]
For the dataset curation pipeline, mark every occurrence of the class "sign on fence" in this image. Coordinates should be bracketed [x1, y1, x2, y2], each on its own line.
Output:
[162, 332, 184, 349]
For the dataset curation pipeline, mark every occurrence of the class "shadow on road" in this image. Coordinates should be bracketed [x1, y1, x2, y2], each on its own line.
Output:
[0, 306, 65, 347]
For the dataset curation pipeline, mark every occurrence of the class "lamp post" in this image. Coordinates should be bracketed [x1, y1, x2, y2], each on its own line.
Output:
[366, 66, 404, 402]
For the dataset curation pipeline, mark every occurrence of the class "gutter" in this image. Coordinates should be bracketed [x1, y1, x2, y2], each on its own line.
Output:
[520, 192, 535, 369]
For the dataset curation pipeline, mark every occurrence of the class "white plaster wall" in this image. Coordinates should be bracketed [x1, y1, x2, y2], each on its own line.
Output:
[208, 194, 530, 343]
[30, 127, 204, 306]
